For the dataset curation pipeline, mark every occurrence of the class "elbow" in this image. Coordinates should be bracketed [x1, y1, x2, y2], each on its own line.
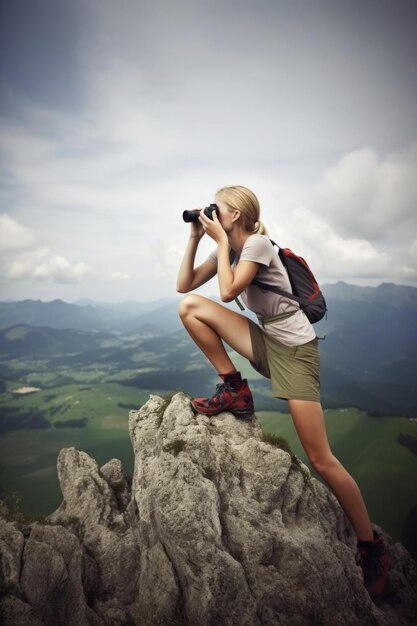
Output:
[221, 283, 243, 302]
[220, 291, 236, 303]
[177, 279, 193, 294]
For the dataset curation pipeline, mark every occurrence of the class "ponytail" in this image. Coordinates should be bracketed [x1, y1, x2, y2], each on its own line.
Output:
[253, 220, 268, 235]
[216, 185, 268, 235]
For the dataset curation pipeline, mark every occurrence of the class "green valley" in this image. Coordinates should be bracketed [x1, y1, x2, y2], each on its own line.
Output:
[0, 290, 416, 561]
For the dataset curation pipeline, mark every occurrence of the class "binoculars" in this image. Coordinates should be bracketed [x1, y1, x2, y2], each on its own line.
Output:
[182, 204, 219, 223]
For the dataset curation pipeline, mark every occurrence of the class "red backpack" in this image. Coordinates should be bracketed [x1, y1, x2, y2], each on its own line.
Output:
[251, 240, 327, 324]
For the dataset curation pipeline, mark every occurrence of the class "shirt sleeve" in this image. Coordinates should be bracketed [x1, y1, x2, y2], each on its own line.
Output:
[239, 235, 274, 267]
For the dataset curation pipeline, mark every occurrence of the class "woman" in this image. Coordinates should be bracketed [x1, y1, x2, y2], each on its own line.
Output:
[176, 185, 388, 597]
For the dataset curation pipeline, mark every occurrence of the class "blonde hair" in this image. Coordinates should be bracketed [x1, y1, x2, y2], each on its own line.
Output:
[216, 185, 268, 235]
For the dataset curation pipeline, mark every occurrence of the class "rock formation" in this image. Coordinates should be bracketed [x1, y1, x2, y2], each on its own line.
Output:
[1, 392, 417, 625]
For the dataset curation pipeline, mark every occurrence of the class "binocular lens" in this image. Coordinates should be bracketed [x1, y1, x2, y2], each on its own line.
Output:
[182, 204, 219, 222]
[182, 210, 200, 222]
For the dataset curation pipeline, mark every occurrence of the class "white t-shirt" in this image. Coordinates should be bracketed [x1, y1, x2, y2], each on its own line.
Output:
[207, 234, 316, 347]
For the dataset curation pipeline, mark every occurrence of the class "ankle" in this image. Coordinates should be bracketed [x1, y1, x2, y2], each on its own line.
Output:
[358, 530, 379, 547]
[220, 371, 243, 390]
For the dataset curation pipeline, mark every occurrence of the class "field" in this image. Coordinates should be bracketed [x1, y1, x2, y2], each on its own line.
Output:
[0, 426, 134, 515]
[1, 377, 416, 556]
[0, 325, 416, 561]
[0, 380, 147, 514]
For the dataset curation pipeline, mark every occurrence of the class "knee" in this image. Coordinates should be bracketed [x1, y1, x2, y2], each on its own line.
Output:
[178, 294, 204, 320]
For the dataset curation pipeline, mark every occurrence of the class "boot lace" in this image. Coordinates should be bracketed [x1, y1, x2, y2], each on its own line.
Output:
[207, 382, 235, 406]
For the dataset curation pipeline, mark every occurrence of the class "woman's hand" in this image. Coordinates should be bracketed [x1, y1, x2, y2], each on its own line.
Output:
[189, 209, 205, 240]
[199, 210, 228, 244]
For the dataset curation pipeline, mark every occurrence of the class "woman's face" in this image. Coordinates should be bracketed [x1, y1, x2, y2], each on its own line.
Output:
[215, 195, 239, 233]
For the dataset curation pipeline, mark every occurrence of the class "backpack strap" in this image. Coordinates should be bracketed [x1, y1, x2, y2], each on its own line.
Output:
[251, 238, 310, 306]
[257, 310, 298, 326]
[232, 238, 305, 311]
[233, 238, 301, 310]
[234, 296, 245, 311]
[226, 248, 246, 310]
[251, 279, 308, 306]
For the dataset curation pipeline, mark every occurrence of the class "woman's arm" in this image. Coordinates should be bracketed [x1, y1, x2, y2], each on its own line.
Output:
[176, 214, 217, 293]
[200, 211, 260, 302]
[217, 239, 260, 301]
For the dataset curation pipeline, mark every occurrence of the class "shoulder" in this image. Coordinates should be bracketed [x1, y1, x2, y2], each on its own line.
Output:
[242, 234, 274, 254]
[240, 234, 275, 265]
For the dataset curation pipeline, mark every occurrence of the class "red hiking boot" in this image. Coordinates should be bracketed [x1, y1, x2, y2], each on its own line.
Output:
[357, 531, 389, 597]
[191, 379, 255, 418]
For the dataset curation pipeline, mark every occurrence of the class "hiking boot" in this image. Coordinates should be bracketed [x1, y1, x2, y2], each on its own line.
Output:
[191, 379, 255, 418]
[357, 531, 389, 597]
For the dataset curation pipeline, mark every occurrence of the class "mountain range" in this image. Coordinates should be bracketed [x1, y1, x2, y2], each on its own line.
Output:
[1, 282, 416, 334]
[314, 283, 417, 416]
[0, 282, 416, 417]
[0, 297, 178, 333]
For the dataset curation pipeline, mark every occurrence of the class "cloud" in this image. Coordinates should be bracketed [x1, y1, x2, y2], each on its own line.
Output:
[408, 239, 417, 271]
[313, 144, 417, 240]
[1, 1, 417, 299]
[0, 214, 89, 283]
[270, 206, 408, 284]
[153, 241, 185, 279]
[79, 0, 417, 163]
[109, 271, 131, 281]
[0, 214, 37, 252]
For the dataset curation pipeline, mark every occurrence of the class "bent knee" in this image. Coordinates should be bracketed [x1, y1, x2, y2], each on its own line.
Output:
[178, 294, 207, 319]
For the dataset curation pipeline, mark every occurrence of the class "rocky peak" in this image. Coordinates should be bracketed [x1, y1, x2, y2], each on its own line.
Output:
[1, 392, 416, 625]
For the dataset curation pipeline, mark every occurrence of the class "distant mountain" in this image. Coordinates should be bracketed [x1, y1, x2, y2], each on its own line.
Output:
[0, 296, 227, 335]
[75, 297, 178, 316]
[0, 298, 180, 333]
[317, 299, 416, 371]
[316, 282, 417, 416]
[322, 281, 417, 309]
[0, 325, 110, 357]
[1, 284, 416, 416]
[119, 299, 183, 334]
[0, 299, 119, 332]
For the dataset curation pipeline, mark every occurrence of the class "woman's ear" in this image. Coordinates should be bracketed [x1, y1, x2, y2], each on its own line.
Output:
[231, 210, 241, 223]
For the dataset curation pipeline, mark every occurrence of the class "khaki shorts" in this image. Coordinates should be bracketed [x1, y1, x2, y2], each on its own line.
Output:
[248, 319, 321, 402]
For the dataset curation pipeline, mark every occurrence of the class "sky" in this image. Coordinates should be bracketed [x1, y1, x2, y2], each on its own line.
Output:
[0, 0, 416, 303]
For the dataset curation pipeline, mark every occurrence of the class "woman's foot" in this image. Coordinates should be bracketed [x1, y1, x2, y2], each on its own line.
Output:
[357, 531, 389, 597]
[191, 378, 255, 418]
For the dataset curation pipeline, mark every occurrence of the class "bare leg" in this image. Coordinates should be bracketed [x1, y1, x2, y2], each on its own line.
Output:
[180, 295, 374, 539]
[178, 294, 254, 373]
[289, 399, 374, 542]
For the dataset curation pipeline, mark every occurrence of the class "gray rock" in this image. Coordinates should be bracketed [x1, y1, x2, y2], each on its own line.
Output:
[0, 391, 416, 625]
[129, 394, 375, 625]
[0, 596, 44, 626]
[0, 517, 24, 596]
[47, 447, 141, 624]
